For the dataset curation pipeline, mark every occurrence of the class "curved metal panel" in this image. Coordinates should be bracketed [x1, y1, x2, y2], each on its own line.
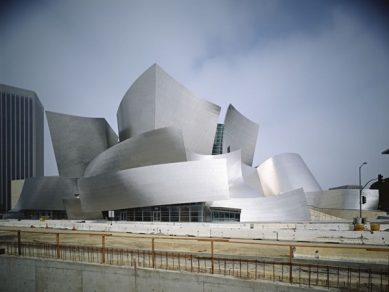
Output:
[241, 163, 264, 196]
[46, 111, 118, 177]
[212, 188, 311, 222]
[257, 153, 322, 196]
[117, 64, 157, 140]
[84, 127, 187, 177]
[306, 189, 379, 210]
[117, 64, 221, 154]
[186, 149, 263, 198]
[13, 177, 79, 211]
[223, 104, 259, 166]
[63, 199, 103, 220]
[78, 160, 229, 212]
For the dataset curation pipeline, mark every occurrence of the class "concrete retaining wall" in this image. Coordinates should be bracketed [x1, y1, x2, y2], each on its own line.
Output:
[0, 256, 330, 292]
[2, 219, 389, 245]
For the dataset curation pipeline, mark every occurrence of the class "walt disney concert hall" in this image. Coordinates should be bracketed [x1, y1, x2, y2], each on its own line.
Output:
[12, 64, 379, 222]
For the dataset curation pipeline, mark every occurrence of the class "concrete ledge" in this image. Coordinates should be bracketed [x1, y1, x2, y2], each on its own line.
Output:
[1, 219, 389, 246]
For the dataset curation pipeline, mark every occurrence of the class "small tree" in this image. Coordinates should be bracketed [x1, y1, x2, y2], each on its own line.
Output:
[371, 177, 389, 212]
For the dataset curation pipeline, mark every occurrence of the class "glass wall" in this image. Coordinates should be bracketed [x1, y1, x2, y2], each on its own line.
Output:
[113, 202, 205, 222]
[23, 210, 67, 220]
[211, 208, 241, 222]
[212, 124, 224, 155]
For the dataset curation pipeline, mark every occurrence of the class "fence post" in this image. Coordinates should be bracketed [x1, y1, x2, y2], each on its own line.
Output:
[17, 230, 21, 256]
[102, 235, 105, 263]
[56, 233, 60, 259]
[152, 238, 155, 269]
[289, 245, 293, 283]
[211, 241, 214, 274]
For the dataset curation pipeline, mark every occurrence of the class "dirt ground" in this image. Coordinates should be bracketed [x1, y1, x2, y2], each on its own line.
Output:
[2, 225, 386, 263]
[0, 226, 291, 258]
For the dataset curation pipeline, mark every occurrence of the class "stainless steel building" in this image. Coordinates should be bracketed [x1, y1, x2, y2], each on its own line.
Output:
[0, 84, 44, 211]
[12, 64, 379, 222]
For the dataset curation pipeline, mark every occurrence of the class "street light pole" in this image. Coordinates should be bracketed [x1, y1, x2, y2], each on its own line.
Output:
[359, 162, 367, 218]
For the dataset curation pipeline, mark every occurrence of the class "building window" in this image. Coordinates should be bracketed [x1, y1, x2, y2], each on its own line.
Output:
[112, 203, 205, 222]
[211, 208, 241, 222]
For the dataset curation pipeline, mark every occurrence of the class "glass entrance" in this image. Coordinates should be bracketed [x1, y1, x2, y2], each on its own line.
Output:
[153, 211, 161, 221]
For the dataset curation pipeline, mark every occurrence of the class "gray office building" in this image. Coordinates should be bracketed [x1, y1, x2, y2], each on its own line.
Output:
[0, 84, 44, 211]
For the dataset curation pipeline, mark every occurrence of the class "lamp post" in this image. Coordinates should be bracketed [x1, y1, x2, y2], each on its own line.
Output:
[359, 162, 367, 218]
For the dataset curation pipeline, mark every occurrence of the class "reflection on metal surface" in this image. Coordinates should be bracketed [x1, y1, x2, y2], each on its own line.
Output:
[211, 188, 311, 222]
[63, 199, 103, 220]
[117, 64, 220, 154]
[186, 149, 263, 198]
[84, 127, 187, 177]
[13, 64, 367, 222]
[13, 177, 79, 211]
[257, 153, 322, 196]
[79, 160, 229, 212]
[46, 111, 118, 177]
[306, 189, 379, 210]
[223, 104, 259, 166]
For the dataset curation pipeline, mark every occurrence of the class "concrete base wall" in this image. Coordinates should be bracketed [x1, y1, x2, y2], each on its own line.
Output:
[2, 219, 389, 246]
[0, 256, 330, 292]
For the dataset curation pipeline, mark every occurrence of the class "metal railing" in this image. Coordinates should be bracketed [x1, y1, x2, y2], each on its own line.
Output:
[0, 229, 388, 291]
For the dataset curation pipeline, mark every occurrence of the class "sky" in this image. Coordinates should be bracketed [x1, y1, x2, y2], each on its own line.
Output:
[1, 0, 388, 190]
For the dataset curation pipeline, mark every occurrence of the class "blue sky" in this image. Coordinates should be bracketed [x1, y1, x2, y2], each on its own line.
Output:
[1, 0, 388, 190]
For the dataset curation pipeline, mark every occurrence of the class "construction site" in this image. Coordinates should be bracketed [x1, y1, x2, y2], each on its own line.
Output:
[1, 219, 389, 291]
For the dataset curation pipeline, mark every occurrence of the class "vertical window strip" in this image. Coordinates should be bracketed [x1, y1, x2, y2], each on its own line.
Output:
[0, 91, 3, 210]
[6, 94, 10, 210]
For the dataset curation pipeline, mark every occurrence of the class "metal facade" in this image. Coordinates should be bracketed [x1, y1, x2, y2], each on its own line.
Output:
[46, 111, 118, 178]
[306, 189, 379, 210]
[84, 127, 186, 177]
[117, 64, 221, 154]
[12, 64, 375, 222]
[62, 198, 103, 220]
[0, 84, 44, 211]
[223, 104, 259, 166]
[211, 188, 311, 222]
[186, 149, 264, 198]
[78, 160, 229, 212]
[257, 153, 322, 196]
[13, 176, 78, 211]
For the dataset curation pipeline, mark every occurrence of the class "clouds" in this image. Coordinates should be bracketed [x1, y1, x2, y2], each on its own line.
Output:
[0, 0, 388, 189]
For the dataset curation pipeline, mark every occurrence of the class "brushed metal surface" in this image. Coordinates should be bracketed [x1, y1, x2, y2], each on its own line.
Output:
[306, 189, 379, 210]
[117, 64, 221, 154]
[223, 104, 259, 166]
[12, 65, 348, 222]
[84, 127, 187, 177]
[13, 176, 78, 211]
[46, 111, 118, 178]
[211, 188, 311, 222]
[78, 159, 229, 212]
[241, 163, 264, 196]
[186, 149, 264, 198]
[63, 198, 103, 220]
[257, 153, 322, 196]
